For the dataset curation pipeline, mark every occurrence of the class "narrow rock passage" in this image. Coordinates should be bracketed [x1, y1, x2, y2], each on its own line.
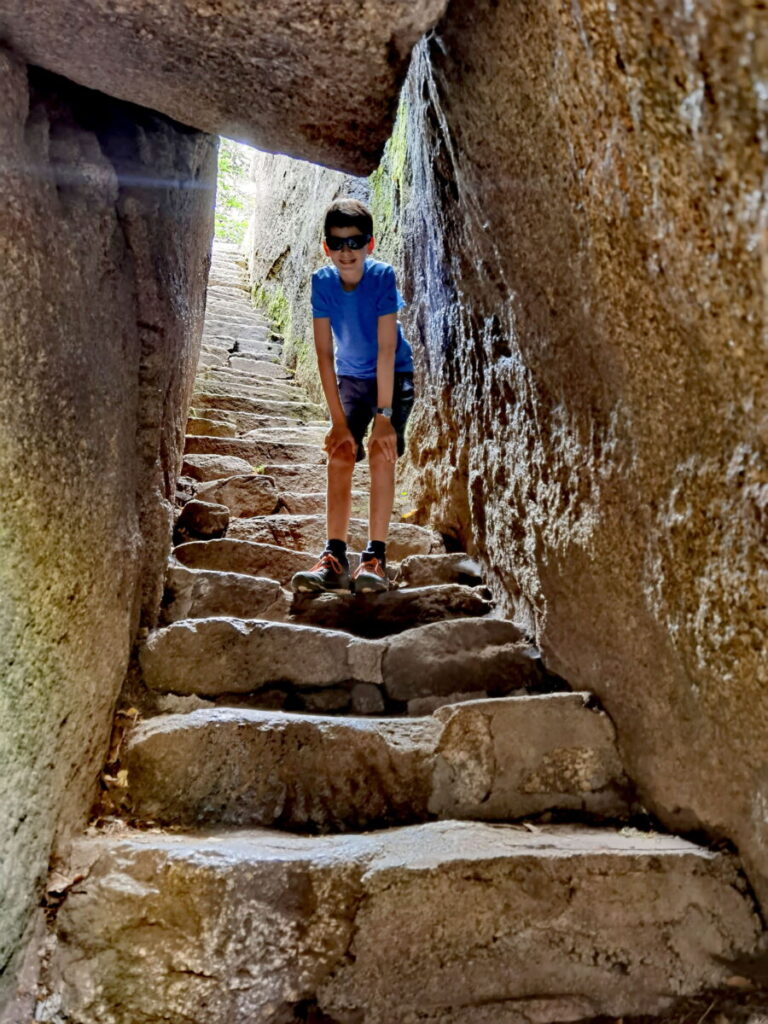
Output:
[45, 242, 763, 1024]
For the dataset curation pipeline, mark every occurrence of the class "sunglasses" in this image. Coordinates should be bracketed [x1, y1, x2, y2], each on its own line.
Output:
[325, 234, 371, 251]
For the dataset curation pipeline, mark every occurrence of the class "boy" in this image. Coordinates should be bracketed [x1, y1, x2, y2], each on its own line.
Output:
[290, 198, 415, 595]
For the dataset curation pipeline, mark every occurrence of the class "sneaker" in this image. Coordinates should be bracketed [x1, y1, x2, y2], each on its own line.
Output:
[352, 555, 389, 594]
[291, 552, 351, 594]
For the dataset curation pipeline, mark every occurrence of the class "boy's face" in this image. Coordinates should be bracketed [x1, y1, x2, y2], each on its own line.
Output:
[323, 226, 375, 286]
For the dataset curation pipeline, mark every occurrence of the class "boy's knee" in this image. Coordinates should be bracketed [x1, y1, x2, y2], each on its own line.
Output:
[329, 444, 357, 470]
[368, 445, 396, 470]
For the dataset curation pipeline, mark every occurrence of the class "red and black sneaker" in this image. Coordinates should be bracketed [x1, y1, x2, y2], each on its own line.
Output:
[291, 551, 351, 594]
[352, 555, 389, 594]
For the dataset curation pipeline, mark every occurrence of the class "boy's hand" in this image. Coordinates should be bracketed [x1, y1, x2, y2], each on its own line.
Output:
[369, 417, 397, 463]
[324, 423, 356, 458]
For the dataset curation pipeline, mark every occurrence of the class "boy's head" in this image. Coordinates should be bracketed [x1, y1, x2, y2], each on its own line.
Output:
[323, 198, 373, 239]
[322, 199, 375, 282]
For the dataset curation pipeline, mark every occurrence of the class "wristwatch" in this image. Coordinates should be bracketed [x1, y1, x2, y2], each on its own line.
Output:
[375, 406, 393, 417]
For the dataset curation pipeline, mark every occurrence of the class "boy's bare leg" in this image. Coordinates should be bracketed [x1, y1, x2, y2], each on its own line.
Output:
[326, 443, 356, 541]
[368, 447, 396, 542]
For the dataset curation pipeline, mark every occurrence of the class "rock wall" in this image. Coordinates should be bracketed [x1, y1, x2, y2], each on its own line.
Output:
[0, 0, 448, 174]
[403, 3, 768, 901]
[0, 50, 216, 1006]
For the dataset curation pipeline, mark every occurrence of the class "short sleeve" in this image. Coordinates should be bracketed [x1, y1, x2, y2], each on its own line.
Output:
[311, 273, 331, 318]
[375, 265, 406, 316]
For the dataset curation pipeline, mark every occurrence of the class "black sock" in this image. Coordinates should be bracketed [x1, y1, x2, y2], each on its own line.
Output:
[363, 540, 386, 565]
[325, 538, 348, 564]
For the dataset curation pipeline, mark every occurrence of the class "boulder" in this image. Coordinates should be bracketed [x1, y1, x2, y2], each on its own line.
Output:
[193, 474, 279, 517]
[161, 566, 284, 625]
[382, 618, 538, 701]
[139, 617, 385, 695]
[181, 453, 255, 482]
[399, 6, 768, 905]
[123, 708, 440, 831]
[50, 823, 761, 1023]
[429, 694, 628, 821]
[174, 499, 229, 541]
[0, 53, 216, 997]
[228, 514, 443, 560]
[173, 538, 316, 585]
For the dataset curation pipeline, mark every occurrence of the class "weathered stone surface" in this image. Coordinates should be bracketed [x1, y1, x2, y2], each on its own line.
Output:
[161, 566, 284, 625]
[173, 538, 315, 585]
[243, 425, 328, 447]
[0, 0, 449, 173]
[193, 390, 323, 419]
[185, 416, 237, 438]
[227, 356, 291, 378]
[51, 823, 761, 1023]
[350, 682, 387, 716]
[398, 552, 483, 588]
[181, 453, 255, 482]
[228, 514, 443, 560]
[430, 694, 628, 820]
[193, 376, 303, 404]
[291, 586, 493, 640]
[184, 434, 324, 466]
[123, 708, 440, 831]
[174, 499, 229, 541]
[189, 407, 299, 433]
[400, 8, 768, 903]
[407, 691, 490, 717]
[259, 462, 330, 492]
[382, 618, 538, 701]
[140, 618, 385, 695]
[0, 54, 216, 998]
[193, 473, 279, 518]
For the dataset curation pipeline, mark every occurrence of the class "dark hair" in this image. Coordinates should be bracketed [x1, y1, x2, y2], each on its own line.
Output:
[324, 198, 373, 238]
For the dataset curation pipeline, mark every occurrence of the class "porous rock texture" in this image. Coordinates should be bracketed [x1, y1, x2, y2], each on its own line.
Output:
[0, 52, 215, 1001]
[403, 4, 768, 903]
[0, 0, 449, 173]
[50, 823, 761, 1024]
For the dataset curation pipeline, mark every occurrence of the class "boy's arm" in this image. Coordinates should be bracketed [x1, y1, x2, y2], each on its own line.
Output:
[369, 312, 398, 463]
[313, 317, 355, 456]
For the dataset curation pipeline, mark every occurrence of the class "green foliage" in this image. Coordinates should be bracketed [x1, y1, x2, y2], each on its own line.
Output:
[215, 139, 252, 244]
[252, 282, 291, 338]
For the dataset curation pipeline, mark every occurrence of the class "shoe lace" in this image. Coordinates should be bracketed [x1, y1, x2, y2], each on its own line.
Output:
[311, 552, 345, 574]
[353, 556, 386, 579]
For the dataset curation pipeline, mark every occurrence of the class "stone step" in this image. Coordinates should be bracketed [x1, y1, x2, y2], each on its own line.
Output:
[245, 427, 328, 448]
[204, 363, 295, 386]
[181, 453, 256, 482]
[192, 473, 279, 517]
[51, 822, 760, 1024]
[161, 565, 286, 625]
[173, 538, 317, 585]
[195, 377, 299, 404]
[289, 585, 494, 640]
[396, 551, 484, 587]
[201, 338, 280, 361]
[258, 461, 332, 492]
[139, 612, 544, 711]
[193, 391, 324, 420]
[184, 435, 324, 466]
[277, 490, 368, 517]
[188, 407, 303, 434]
[227, 356, 292, 378]
[227, 513, 442, 560]
[186, 415, 238, 438]
[121, 693, 628, 831]
[197, 350, 228, 367]
[140, 618, 383, 697]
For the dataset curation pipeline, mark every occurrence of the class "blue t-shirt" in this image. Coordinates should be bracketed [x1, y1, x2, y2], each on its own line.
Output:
[311, 258, 414, 378]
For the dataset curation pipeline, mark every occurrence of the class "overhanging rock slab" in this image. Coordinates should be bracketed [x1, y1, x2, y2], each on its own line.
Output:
[1, 0, 450, 174]
[52, 822, 761, 1024]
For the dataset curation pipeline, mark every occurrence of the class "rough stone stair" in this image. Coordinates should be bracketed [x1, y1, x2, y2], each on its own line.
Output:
[48, 241, 762, 1023]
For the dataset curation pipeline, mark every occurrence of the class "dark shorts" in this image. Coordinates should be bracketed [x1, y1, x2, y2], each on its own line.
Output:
[337, 373, 415, 462]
